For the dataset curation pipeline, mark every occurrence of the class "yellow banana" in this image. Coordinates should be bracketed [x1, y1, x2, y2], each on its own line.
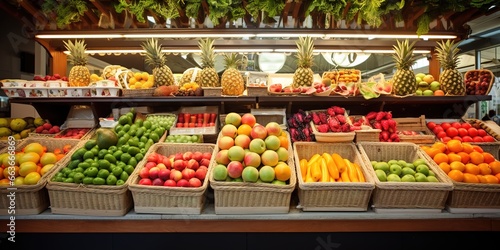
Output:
[353, 162, 366, 182]
[311, 161, 322, 182]
[322, 153, 339, 179]
[299, 158, 308, 181]
[344, 159, 359, 182]
[308, 154, 321, 166]
[305, 162, 314, 183]
[320, 158, 330, 182]
[332, 153, 347, 173]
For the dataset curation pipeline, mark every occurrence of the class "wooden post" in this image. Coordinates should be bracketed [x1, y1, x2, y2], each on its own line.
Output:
[50, 51, 67, 76]
[428, 48, 440, 79]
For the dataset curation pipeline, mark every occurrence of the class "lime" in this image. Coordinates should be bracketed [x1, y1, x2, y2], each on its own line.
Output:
[135, 153, 144, 162]
[71, 148, 87, 161]
[104, 154, 117, 164]
[111, 166, 123, 177]
[114, 124, 123, 133]
[135, 118, 144, 127]
[120, 153, 132, 164]
[78, 162, 91, 170]
[120, 171, 129, 182]
[112, 150, 124, 161]
[61, 167, 72, 176]
[82, 177, 94, 184]
[55, 172, 64, 178]
[140, 136, 149, 144]
[63, 178, 74, 183]
[84, 158, 95, 164]
[143, 120, 152, 129]
[74, 167, 84, 173]
[67, 172, 76, 179]
[97, 169, 110, 179]
[117, 130, 126, 138]
[98, 149, 108, 159]
[55, 176, 64, 182]
[83, 151, 95, 160]
[84, 140, 97, 150]
[108, 146, 118, 152]
[98, 159, 111, 170]
[149, 133, 160, 143]
[124, 165, 135, 175]
[116, 161, 127, 169]
[128, 137, 139, 147]
[122, 124, 131, 132]
[136, 128, 145, 138]
[130, 124, 138, 131]
[106, 175, 118, 185]
[137, 142, 146, 149]
[118, 115, 131, 126]
[89, 162, 99, 169]
[92, 177, 106, 185]
[68, 159, 81, 169]
[90, 147, 99, 156]
[85, 166, 99, 177]
[127, 146, 140, 156]
[73, 172, 85, 184]
[116, 179, 125, 186]
[128, 157, 138, 167]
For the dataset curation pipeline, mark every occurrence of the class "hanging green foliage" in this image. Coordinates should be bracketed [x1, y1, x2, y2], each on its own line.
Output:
[305, 0, 347, 21]
[184, 0, 202, 19]
[114, 0, 181, 23]
[416, 13, 430, 36]
[245, 0, 285, 21]
[206, 0, 246, 26]
[41, 0, 88, 29]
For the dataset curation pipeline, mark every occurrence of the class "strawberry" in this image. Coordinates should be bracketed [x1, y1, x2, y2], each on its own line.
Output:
[385, 112, 393, 119]
[375, 111, 386, 121]
[316, 124, 329, 133]
[332, 106, 345, 115]
[381, 120, 389, 131]
[335, 114, 346, 124]
[365, 111, 377, 121]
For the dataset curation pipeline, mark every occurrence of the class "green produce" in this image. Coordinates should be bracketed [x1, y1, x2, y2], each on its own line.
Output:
[371, 158, 438, 183]
[95, 128, 118, 149]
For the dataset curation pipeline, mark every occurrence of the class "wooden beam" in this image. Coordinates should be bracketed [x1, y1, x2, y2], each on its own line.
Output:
[90, 0, 119, 27]
[85, 9, 100, 24]
[429, 48, 440, 81]
[17, 0, 47, 24]
[281, 2, 292, 27]
[405, 7, 426, 30]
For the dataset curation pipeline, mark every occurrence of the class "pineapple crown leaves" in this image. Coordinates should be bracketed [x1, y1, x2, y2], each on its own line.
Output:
[198, 38, 216, 68]
[141, 38, 167, 68]
[435, 39, 461, 70]
[392, 39, 417, 70]
[63, 39, 88, 66]
[295, 36, 315, 68]
[222, 53, 242, 69]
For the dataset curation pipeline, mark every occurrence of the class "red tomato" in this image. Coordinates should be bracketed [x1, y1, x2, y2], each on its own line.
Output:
[468, 127, 478, 137]
[452, 136, 463, 142]
[473, 136, 484, 142]
[483, 135, 496, 142]
[427, 122, 437, 130]
[457, 128, 469, 137]
[446, 127, 459, 137]
[437, 131, 447, 138]
[433, 126, 444, 134]
[461, 123, 472, 130]
[451, 122, 462, 129]
[441, 122, 452, 131]
[442, 136, 452, 143]
[477, 129, 487, 137]
[462, 136, 473, 142]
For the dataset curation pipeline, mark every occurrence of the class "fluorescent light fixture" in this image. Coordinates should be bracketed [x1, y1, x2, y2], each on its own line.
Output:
[324, 34, 456, 39]
[314, 49, 363, 53]
[363, 50, 431, 54]
[256, 33, 326, 38]
[36, 34, 124, 39]
[123, 33, 255, 38]
[214, 49, 274, 53]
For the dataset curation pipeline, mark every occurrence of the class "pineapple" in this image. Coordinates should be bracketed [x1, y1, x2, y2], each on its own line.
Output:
[63, 40, 90, 87]
[199, 38, 220, 87]
[392, 39, 418, 96]
[292, 36, 315, 88]
[179, 68, 202, 86]
[221, 53, 244, 96]
[435, 40, 465, 95]
[141, 38, 175, 87]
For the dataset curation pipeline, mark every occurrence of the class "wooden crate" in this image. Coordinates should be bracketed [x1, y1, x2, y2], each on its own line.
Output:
[395, 115, 436, 144]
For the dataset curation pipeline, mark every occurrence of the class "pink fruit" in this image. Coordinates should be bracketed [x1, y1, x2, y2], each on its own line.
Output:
[215, 149, 230, 165]
[234, 134, 251, 149]
[221, 124, 238, 138]
[145, 161, 156, 170]
[156, 163, 167, 170]
[243, 151, 261, 168]
[43, 123, 52, 130]
[149, 167, 160, 179]
[227, 145, 246, 162]
[265, 122, 282, 137]
[162, 157, 172, 169]
[170, 169, 183, 182]
[188, 177, 202, 187]
[186, 159, 200, 170]
[225, 112, 242, 127]
[152, 178, 164, 186]
[192, 151, 203, 162]
[158, 169, 171, 181]
[35, 126, 44, 133]
[227, 161, 244, 178]
[261, 150, 279, 167]
[176, 179, 189, 187]
[139, 178, 152, 185]
[183, 152, 194, 161]
[218, 136, 235, 150]
[163, 179, 176, 187]
[195, 168, 207, 180]
[173, 159, 185, 171]
[250, 124, 267, 139]
[202, 152, 212, 160]
[147, 153, 160, 164]
[241, 113, 257, 127]
[174, 153, 184, 161]
[139, 168, 150, 179]
[182, 168, 196, 180]
[199, 158, 211, 168]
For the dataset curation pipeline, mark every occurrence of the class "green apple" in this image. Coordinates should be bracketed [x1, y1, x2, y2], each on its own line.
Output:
[397, 160, 407, 167]
[401, 167, 416, 176]
[415, 76, 422, 83]
[412, 159, 426, 167]
[416, 73, 426, 79]
[374, 162, 390, 173]
[415, 172, 428, 182]
[387, 173, 401, 182]
[430, 81, 440, 91]
[387, 160, 399, 166]
[416, 89, 423, 96]
[375, 169, 387, 182]
[427, 176, 439, 182]
[416, 164, 430, 176]
[423, 89, 434, 96]
[389, 164, 402, 176]
[401, 174, 416, 182]
[405, 163, 415, 170]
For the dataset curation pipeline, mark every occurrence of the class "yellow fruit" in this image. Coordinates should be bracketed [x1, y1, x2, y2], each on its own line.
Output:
[24, 172, 41, 185]
[141, 72, 150, 80]
[129, 77, 137, 85]
[19, 161, 38, 177]
[14, 176, 24, 185]
[135, 82, 143, 89]
[40, 163, 55, 176]
[134, 72, 142, 81]
[18, 152, 40, 165]
[40, 152, 57, 166]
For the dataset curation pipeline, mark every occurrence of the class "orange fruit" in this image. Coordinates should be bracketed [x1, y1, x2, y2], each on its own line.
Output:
[446, 139, 463, 153]
[0, 179, 10, 186]
[477, 175, 488, 183]
[425, 147, 441, 159]
[489, 161, 500, 175]
[448, 169, 464, 182]
[464, 163, 480, 175]
[3, 166, 19, 179]
[482, 152, 495, 164]
[432, 142, 447, 153]
[484, 174, 499, 184]
[279, 135, 289, 150]
[462, 143, 474, 153]
[495, 173, 500, 182]
[449, 161, 465, 172]
[237, 124, 253, 136]
[53, 148, 62, 155]
[463, 173, 480, 183]
[433, 90, 445, 96]
[457, 152, 470, 164]
[56, 154, 66, 161]
[472, 145, 484, 153]
[274, 162, 291, 182]
[439, 162, 451, 174]
[478, 163, 492, 175]
[469, 151, 484, 165]
[447, 152, 462, 163]
[433, 153, 449, 164]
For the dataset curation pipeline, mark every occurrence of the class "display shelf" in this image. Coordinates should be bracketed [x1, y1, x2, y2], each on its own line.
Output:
[1, 203, 499, 233]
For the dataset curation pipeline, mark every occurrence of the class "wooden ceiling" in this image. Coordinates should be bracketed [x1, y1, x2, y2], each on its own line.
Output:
[2, 0, 499, 36]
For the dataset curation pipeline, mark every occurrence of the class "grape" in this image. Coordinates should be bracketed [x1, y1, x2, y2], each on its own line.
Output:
[146, 114, 176, 131]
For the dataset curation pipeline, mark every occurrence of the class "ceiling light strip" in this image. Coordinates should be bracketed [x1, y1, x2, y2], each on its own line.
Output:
[63, 49, 432, 54]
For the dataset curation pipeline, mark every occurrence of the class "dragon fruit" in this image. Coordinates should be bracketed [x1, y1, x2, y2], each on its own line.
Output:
[311, 112, 321, 125]
[318, 112, 328, 124]
[316, 124, 329, 133]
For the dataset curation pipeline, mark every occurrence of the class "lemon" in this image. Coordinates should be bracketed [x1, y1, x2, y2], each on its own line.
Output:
[134, 72, 142, 81]
[141, 72, 149, 80]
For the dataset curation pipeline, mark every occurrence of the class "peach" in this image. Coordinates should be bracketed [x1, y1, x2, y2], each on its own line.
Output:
[195, 167, 207, 180]
[192, 151, 203, 162]
[244, 151, 261, 168]
[227, 145, 245, 162]
[261, 150, 279, 167]
[249, 138, 266, 154]
[170, 169, 183, 182]
[139, 168, 150, 179]
[259, 165, 275, 182]
[227, 161, 244, 178]
[234, 134, 251, 149]
[242, 167, 259, 183]
[139, 178, 152, 185]
[250, 124, 267, 140]
[218, 136, 235, 150]
[186, 159, 200, 170]
[144, 161, 156, 170]
[163, 179, 176, 187]
[276, 147, 289, 162]
[221, 124, 238, 138]
[265, 122, 282, 136]
[225, 112, 242, 127]
[149, 167, 160, 179]
[177, 179, 189, 187]
[182, 168, 196, 180]
[241, 113, 257, 127]
[215, 149, 230, 165]
[189, 177, 202, 187]
[213, 164, 228, 181]
[264, 135, 281, 151]
[152, 178, 164, 186]
[158, 168, 171, 181]
[173, 159, 186, 171]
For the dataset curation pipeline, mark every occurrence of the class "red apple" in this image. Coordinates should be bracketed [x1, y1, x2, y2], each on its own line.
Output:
[139, 178, 152, 185]
[152, 178, 164, 186]
[162, 157, 172, 169]
[149, 167, 160, 179]
[164, 179, 176, 187]
[174, 153, 184, 161]
[192, 151, 203, 162]
[144, 161, 156, 170]
[477, 129, 487, 137]
[457, 128, 469, 137]
[186, 159, 200, 170]
[188, 177, 202, 187]
[158, 169, 171, 181]
[182, 168, 196, 180]
[170, 169, 183, 182]
[199, 158, 211, 168]
[139, 168, 150, 179]
[176, 179, 189, 187]
[202, 152, 212, 160]
[183, 151, 194, 161]
[173, 159, 185, 171]
[483, 135, 495, 142]
[195, 167, 207, 180]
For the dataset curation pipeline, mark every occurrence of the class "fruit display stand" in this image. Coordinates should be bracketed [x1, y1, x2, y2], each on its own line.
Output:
[0, 138, 82, 215]
[293, 142, 375, 211]
[394, 115, 436, 144]
[357, 142, 453, 212]
[209, 132, 296, 214]
[202, 87, 222, 97]
[128, 143, 216, 214]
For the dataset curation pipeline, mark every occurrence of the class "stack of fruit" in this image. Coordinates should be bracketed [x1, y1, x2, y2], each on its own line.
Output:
[287, 110, 314, 142]
[310, 106, 361, 133]
[0, 117, 42, 140]
[427, 121, 495, 143]
[0, 142, 73, 186]
[464, 69, 494, 95]
[298, 153, 366, 183]
[212, 112, 292, 184]
[415, 73, 443, 96]
[33, 74, 68, 82]
[371, 158, 439, 182]
[365, 111, 400, 142]
[32, 121, 61, 135]
[422, 140, 500, 184]
[54, 128, 91, 139]
[128, 72, 154, 89]
[173, 82, 203, 96]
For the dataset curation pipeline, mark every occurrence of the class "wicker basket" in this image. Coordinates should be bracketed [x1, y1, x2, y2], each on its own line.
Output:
[0, 138, 82, 215]
[202, 87, 222, 97]
[246, 86, 268, 96]
[293, 142, 375, 211]
[122, 88, 154, 97]
[128, 143, 216, 214]
[355, 129, 381, 142]
[45, 143, 137, 216]
[357, 142, 453, 211]
[310, 120, 355, 142]
[209, 132, 296, 214]
[395, 115, 436, 144]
